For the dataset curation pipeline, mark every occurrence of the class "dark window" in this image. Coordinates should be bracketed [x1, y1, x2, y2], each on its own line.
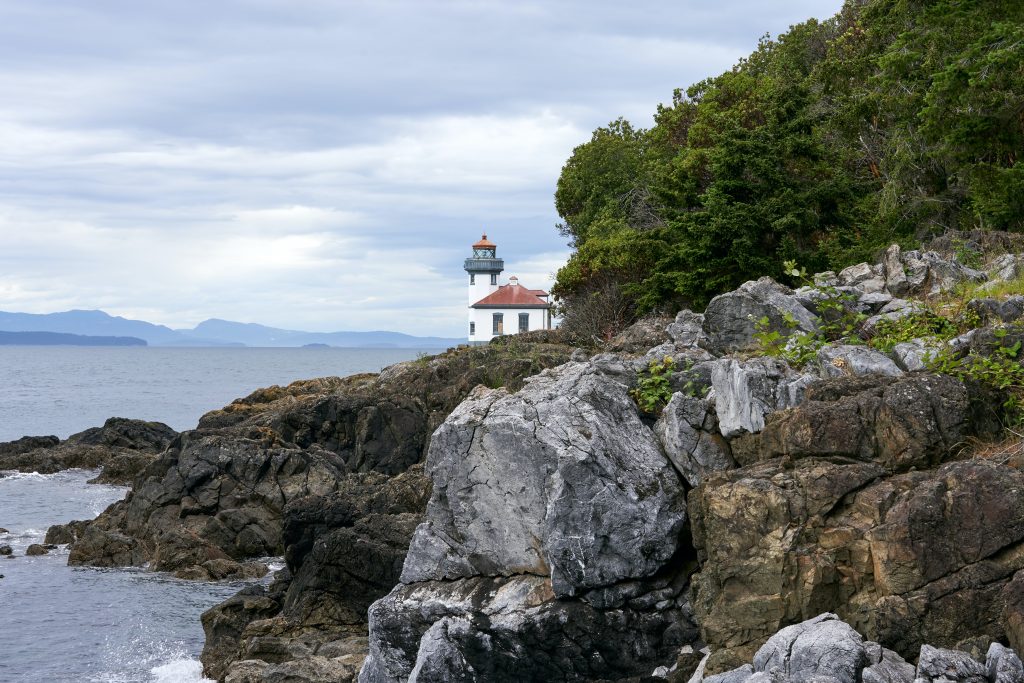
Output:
[519, 313, 529, 333]
[492, 313, 503, 335]
[490, 273, 497, 285]
[469, 274, 475, 285]
[469, 322, 475, 336]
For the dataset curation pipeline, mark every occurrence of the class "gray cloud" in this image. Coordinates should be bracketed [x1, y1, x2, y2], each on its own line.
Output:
[0, 0, 844, 335]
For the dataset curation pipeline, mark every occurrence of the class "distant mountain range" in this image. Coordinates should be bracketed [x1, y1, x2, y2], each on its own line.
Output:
[0, 330, 146, 346]
[0, 310, 463, 348]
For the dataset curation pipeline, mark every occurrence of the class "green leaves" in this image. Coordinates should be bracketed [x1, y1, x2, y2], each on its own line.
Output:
[553, 0, 1024, 336]
[631, 356, 676, 415]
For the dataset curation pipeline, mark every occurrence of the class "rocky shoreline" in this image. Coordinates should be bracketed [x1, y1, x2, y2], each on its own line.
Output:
[5, 239, 1024, 682]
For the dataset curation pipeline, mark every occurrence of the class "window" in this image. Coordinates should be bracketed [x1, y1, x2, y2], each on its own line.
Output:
[469, 274, 475, 285]
[469, 322, 475, 336]
[492, 313, 503, 335]
[490, 273, 497, 285]
[519, 313, 529, 333]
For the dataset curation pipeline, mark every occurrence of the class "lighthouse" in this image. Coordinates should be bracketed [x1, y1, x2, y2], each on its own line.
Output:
[464, 234, 552, 344]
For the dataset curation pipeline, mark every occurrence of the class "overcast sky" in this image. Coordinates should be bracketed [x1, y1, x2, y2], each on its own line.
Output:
[0, 0, 844, 337]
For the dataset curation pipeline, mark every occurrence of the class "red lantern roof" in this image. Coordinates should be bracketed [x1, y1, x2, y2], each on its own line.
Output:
[472, 233, 496, 249]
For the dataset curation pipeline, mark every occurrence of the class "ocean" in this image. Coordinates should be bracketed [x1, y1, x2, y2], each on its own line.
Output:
[0, 346, 435, 682]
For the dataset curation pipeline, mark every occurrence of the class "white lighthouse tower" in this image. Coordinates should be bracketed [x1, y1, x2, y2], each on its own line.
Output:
[465, 234, 503, 307]
[465, 233, 552, 344]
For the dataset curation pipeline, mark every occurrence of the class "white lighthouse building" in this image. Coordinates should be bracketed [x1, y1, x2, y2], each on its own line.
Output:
[465, 234, 553, 344]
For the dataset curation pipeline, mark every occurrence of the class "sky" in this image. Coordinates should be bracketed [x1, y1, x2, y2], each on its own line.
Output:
[0, 0, 845, 337]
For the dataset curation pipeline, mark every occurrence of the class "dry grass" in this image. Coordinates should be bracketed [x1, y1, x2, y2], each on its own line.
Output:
[960, 430, 1024, 467]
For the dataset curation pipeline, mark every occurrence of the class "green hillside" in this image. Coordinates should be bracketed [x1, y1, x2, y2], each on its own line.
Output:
[554, 0, 1024, 338]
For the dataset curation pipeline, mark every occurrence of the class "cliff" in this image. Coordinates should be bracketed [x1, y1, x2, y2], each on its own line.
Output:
[34, 241, 1024, 682]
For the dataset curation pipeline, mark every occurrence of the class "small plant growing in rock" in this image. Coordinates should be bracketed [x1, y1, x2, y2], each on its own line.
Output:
[926, 327, 1024, 427]
[631, 356, 675, 414]
[867, 311, 958, 353]
[753, 314, 821, 367]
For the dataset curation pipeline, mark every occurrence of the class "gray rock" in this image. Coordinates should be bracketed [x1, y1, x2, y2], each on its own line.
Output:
[752, 613, 867, 683]
[814, 271, 839, 287]
[0, 544, 12, 556]
[839, 263, 875, 287]
[705, 665, 755, 683]
[711, 358, 815, 438]
[667, 310, 707, 348]
[892, 340, 938, 372]
[407, 617, 480, 682]
[816, 344, 903, 378]
[916, 250, 988, 297]
[915, 645, 988, 683]
[862, 648, 916, 683]
[900, 250, 930, 293]
[987, 253, 1020, 283]
[360, 575, 697, 683]
[1002, 296, 1024, 323]
[224, 660, 269, 683]
[702, 278, 818, 354]
[860, 291, 895, 311]
[987, 643, 1024, 683]
[655, 393, 734, 487]
[884, 244, 910, 297]
[400, 360, 687, 596]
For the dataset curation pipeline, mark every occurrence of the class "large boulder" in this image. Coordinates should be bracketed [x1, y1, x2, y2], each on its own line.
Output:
[360, 357, 698, 681]
[400, 358, 687, 595]
[702, 278, 819, 355]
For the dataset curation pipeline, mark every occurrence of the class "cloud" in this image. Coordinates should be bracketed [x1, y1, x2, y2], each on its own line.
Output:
[0, 0, 845, 336]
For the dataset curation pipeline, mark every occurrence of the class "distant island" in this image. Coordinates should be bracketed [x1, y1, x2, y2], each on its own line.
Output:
[0, 310, 462, 348]
[0, 331, 146, 346]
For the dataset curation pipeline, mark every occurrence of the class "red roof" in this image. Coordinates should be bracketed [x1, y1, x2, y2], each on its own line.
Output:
[473, 233, 496, 249]
[528, 289, 548, 296]
[472, 284, 551, 308]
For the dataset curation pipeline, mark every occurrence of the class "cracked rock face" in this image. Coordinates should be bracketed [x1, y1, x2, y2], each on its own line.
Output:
[359, 575, 698, 683]
[710, 357, 815, 439]
[760, 374, 977, 473]
[690, 457, 1024, 670]
[400, 359, 688, 596]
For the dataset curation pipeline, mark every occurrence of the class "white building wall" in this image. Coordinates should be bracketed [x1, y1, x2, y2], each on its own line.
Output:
[467, 307, 550, 344]
[466, 271, 499, 307]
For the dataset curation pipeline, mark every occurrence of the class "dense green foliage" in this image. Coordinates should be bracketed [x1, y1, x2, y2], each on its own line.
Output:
[554, 0, 1024, 328]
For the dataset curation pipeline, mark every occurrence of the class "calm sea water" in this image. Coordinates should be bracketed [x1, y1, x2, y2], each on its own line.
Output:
[0, 346, 435, 441]
[0, 346, 435, 682]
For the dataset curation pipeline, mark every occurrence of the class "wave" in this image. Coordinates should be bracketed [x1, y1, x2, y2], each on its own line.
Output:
[150, 658, 213, 683]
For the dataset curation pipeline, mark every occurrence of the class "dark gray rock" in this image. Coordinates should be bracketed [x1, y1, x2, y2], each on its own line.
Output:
[25, 544, 48, 556]
[668, 310, 708, 348]
[359, 575, 698, 683]
[702, 278, 818, 354]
